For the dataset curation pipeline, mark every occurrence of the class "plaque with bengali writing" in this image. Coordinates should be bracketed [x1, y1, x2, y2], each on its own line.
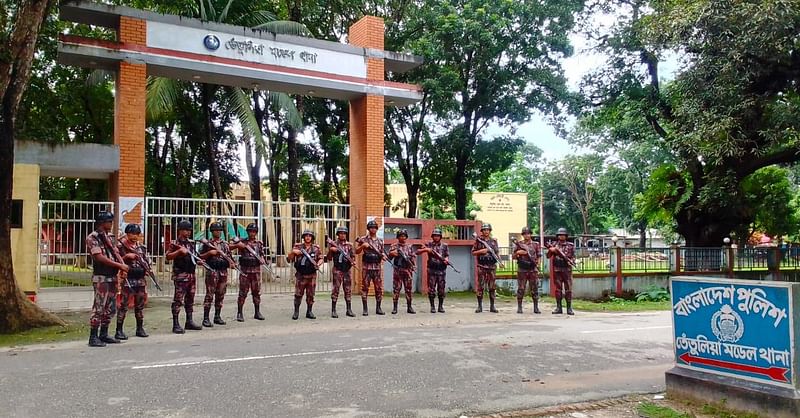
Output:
[670, 276, 797, 388]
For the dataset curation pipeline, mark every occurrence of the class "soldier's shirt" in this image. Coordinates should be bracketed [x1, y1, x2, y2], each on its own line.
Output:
[329, 240, 355, 270]
[201, 238, 232, 270]
[516, 239, 541, 272]
[426, 240, 450, 270]
[358, 235, 384, 271]
[293, 242, 322, 278]
[472, 237, 500, 270]
[118, 237, 147, 284]
[169, 238, 197, 278]
[239, 239, 267, 274]
[389, 242, 416, 271]
[551, 241, 575, 271]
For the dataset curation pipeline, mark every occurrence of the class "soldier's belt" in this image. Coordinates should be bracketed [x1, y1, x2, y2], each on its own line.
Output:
[92, 275, 116, 282]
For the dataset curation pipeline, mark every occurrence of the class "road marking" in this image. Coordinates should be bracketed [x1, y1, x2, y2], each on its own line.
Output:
[131, 345, 393, 370]
[580, 326, 671, 334]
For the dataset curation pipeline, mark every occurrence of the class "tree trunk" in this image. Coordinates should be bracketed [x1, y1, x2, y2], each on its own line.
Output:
[406, 182, 419, 218]
[453, 164, 468, 219]
[0, 0, 64, 333]
[201, 84, 224, 199]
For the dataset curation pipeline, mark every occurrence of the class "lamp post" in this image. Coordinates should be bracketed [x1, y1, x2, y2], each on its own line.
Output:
[724, 237, 734, 278]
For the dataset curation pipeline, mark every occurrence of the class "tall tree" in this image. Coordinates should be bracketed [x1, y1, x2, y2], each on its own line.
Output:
[0, 0, 64, 332]
[546, 154, 605, 235]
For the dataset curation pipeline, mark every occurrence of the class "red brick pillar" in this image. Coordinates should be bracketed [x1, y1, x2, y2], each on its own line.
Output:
[112, 16, 147, 231]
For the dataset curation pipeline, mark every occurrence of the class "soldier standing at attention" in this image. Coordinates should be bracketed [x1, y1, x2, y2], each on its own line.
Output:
[165, 220, 203, 334]
[548, 228, 576, 315]
[416, 228, 449, 313]
[513, 227, 542, 314]
[86, 211, 129, 347]
[288, 230, 323, 320]
[388, 229, 416, 315]
[472, 223, 500, 313]
[116, 223, 150, 339]
[355, 220, 386, 316]
[328, 226, 355, 318]
[199, 222, 230, 327]
[230, 223, 267, 322]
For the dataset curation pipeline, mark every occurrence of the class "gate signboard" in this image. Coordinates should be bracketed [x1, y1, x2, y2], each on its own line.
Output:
[670, 276, 798, 389]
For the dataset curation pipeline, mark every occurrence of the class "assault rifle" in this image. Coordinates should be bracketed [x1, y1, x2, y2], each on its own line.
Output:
[546, 240, 577, 268]
[426, 244, 461, 274]
[200, 238, 244, 275]
[472, 233, 505, 269]
[231, 237, 278, 278]
[97, 231, 133, 289]
[118, 237, 163, 291]
[325, 236, 360, 272]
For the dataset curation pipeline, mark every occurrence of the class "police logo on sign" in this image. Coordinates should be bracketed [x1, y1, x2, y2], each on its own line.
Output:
[203, 34, 220, 51]
[711, 304, 744, 343]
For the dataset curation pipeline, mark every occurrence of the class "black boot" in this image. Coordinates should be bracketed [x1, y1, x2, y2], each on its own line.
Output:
[533, 300, 541, 314]
[392, 301, 399, 315]
[305, 304, 316, 319]
[438, 296, 445, 313]
[566, 299, 575, 315]
[292, 296, 301, 320]
[429, 295, 436, 313]
[99, 325, 120, 344]
[115, 320, 128, 340]
[517, 299, 523, 314]
[331, 301, 339, 318]
[88, 327, 106, 347]
[172, 313, 185, 334]
[362, 299, 369, 316]
[184, 313, 202, 330]
[475, 297, 483, 313]
[135, 318, 148, 337]
[254, 304, 265, 320]
[202, 307, 213, 328]
[407, 300, 416, 314]
[375, 300, 385, 315]
[489, 296, 498, 313]
[236, 304, 245, 322]
[345, 301, 355, 317]
[214, 308, 226, 325]
[552, 298, 563, 314]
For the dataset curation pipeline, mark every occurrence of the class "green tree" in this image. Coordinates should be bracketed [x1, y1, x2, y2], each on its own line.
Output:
[739, 167, 800, 242]
[545, 154, 605, 235]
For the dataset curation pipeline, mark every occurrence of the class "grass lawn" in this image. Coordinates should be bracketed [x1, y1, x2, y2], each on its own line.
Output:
[638, 402, 692, 418]
[0, 311, 88, 348]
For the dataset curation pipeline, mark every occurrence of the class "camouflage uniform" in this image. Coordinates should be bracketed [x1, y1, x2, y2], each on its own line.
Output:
[389, 242, 416, 312]
[200, 238, 230, 312]
[514, 239, 541, 313]
[472, 236, 500, 312]
[117, 237, 147, 326]
[293, 243, 322, 305]
[238, 239, 266, 307]
[358, 235, 385, 309]
[425, 240, 449, 299]
[329, 240, 354, 304]
[550, 241, 575, 309]
[169, 239, 198, 318]
[87, 230, 119, 330]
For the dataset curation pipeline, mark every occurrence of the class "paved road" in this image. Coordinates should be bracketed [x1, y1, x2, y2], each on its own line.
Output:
[0, 300, 674, 417]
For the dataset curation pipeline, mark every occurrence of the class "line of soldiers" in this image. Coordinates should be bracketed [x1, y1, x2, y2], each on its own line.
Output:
[86, 213, 575, 347]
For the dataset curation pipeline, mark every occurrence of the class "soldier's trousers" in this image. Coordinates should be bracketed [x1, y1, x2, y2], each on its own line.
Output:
[172, 276, 197, 315]
[475, 267, 497, 298]
[552, 270, 573, 301]
[89, 281, 117, 327]
[516, 270, 539, 302]
[427, 270, 446, 297]
[204, 270, 228, 310]
[238, 272, 262, 305]
[392, 269, 413, 302]
[331, 269, 352, 303]
[295, 275, 317, 305]
[361, 268, 383, 302]
[118, 284, 146, 321]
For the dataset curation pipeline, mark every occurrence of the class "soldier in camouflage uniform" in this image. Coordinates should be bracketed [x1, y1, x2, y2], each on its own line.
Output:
[355, 220, 386, 316]
[289, 230, 323, 320]
[199, 222, 231, 327]
[417, 228, 449, 313]
[165, 220, 203, 334]
[388, 229, 416, 315]
[327, 226, 355, 318]
[116, 223, 150, 340]
[513, 226, 542, 314]
[230, 223, 268, 322]
[86, 211, 129, 347]
[548, 228, 576, 315]
[471, 223, 500, 313]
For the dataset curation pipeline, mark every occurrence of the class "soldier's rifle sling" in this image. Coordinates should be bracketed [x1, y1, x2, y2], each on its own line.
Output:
[118, 237, 163, 291]
[98, 231, 133, 289]
[325, 237, 361, 272]
[472, 233, 505, 268]
[200, 238, 244, 275]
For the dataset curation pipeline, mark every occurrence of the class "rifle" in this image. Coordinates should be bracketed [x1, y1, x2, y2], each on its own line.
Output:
[297, 245, 321, 271]
[357, 235, 390, 263]
[200, 238, 244, 275]
[325, 236, 361, 272]
[390, 242, 416, 273]
[232, 237, 278, 278]
[512, 238, 539, 266]
[547, 240, 577, 268]
[176, 239, 212, 270]
[118, 236, 163, 291]
[472, 233, 505, 268]
[97, 231, 133, 290]
[426, 243, 461, 274]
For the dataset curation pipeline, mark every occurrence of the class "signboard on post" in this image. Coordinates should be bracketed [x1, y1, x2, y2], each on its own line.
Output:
[670, 276, 797, 389]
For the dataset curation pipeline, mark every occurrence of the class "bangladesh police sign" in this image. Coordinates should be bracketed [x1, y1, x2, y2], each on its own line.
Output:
[670, 276, 798, 389]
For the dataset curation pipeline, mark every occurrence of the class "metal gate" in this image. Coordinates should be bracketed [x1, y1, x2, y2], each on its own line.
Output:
[38, 200, 114, 289]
